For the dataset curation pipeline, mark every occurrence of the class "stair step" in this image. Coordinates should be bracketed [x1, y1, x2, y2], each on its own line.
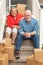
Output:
[8, 51, 34, 64]
[22, 40, 34, 46]
[40, 4, 43, 8]
[20, 46, 34, 51]
[14, 56, 26, 62]
[20, 51, 34, 55]
[13, 51, 34, 63]
[9, 62, 26, 65]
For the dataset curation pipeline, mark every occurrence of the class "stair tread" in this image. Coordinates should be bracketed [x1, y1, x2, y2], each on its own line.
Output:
[14, 51, 33, 63]
[20, 46, 34, 51]
[22, 40, 33, 46]
[9, 62, 26, 65]
[20, 51, 34, 55]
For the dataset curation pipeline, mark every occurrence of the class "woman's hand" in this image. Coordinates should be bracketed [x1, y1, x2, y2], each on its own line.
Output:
[12, 25, 20, 29]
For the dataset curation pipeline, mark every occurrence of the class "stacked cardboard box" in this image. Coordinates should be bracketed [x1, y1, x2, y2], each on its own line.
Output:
[34, 49, 43, 65]
[2, 38, 14, 61]
[0, 54, 8, 65]
[27, 49, 43, 65]
[4, 38, 11, 47]
[0, 38, 14, 61]
[17, 4, 26, 15]
[3, 45, 14, 61]
[0, 40, 8, 65]
[27, 55, 37, 65]
[34, 49, 43, 62]
[0, 44, 5, 52]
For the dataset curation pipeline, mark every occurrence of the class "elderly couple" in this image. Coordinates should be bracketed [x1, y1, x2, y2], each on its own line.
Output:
[5, 7, 39, 59]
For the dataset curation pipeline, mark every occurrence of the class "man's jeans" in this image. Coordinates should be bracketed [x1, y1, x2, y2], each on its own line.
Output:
[15, 34, 39, 50]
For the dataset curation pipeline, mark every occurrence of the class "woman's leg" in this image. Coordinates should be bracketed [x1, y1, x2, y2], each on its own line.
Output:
[5, 27, 12, 38]
[12, 28, 18, 44]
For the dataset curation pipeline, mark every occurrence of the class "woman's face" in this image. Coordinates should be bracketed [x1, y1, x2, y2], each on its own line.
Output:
[11, 8, 17, 17]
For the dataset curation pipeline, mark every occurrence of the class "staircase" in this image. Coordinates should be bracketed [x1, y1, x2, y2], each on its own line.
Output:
[0, 0, 43, 65]
[8, 40, 34, 65]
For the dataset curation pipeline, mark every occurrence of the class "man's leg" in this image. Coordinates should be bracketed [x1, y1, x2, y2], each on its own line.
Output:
[15, 34, 23, 51]
[15, 34, 23, 59]
[32, 34, 39, 48]
[15, 34, 26, 59]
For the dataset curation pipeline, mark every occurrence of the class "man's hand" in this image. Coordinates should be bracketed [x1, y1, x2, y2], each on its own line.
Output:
[25, 32, 31, 38]
[22, 32, 31, 38]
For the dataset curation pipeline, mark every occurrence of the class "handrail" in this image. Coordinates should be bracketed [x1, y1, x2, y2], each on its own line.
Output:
[0, 0, 3, 8]
[36, 0, 41, 10]
[0, 3, 16, 41]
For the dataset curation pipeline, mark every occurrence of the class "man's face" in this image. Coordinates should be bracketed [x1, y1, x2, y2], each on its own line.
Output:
[11, 8, 17, 17]
[24, 11, 32, 22]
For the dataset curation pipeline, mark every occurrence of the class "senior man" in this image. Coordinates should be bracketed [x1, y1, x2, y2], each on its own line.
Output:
[15, 10, 39, 59]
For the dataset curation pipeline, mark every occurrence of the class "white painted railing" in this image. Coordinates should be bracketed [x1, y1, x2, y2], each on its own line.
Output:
[40, 9, 43, 49]
[32, 0, 41, 22]
[0, 0, 3, 8]
[0, 0, 16, 42]
[0, 0, 6, 41]
[32, 0, 43, 49]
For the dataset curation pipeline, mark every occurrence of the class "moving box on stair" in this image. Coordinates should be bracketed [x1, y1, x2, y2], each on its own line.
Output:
[27, 55, 37, 65]
[34, 49, 43, 62]
[3, 45, 14, 61]
[27, 49, 43, 65]
[0, 44, 5, 52]
[0, 54, 8, 65]
[0, 38, 11, 52]
[17, 4, 26, 15]
[5, 38, 11, 47]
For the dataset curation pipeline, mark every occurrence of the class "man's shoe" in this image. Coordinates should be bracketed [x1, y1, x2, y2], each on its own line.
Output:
[15, 50, 20, 59]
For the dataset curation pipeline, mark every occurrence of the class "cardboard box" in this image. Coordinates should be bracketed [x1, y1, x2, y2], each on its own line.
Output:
[5, 38, 11, 47]
[27, 55, 37, 65]
[0, 52, 2, 58]
[0, 44, 5, 52]
[3, 45, 14, 61]
[34, 49, 43, 62]
[36, 60, 43, 65]
[27, 49, 43, 65]
[17, 4, 26, 15]
[0, 54, 8, 65]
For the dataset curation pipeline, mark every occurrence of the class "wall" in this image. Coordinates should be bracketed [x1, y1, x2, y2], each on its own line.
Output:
[27, 0, 32, 11]
[32, 0, 40, 22]
[0, 0, 6, 41]
[40, 9, 43, 48]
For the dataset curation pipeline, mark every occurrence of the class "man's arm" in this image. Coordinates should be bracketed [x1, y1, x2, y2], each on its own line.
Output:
[30, 19, 39, 36]
[30, 31, 36, 36]
[19, 20, 26, 36]
[19, 21, 24, 35]
[25, 19, 39, 38]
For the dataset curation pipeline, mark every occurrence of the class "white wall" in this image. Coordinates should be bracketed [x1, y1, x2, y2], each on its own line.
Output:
[40, 9, 43, 48]
[0, 0, 6, 41]
[32, 0, 40, 22]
